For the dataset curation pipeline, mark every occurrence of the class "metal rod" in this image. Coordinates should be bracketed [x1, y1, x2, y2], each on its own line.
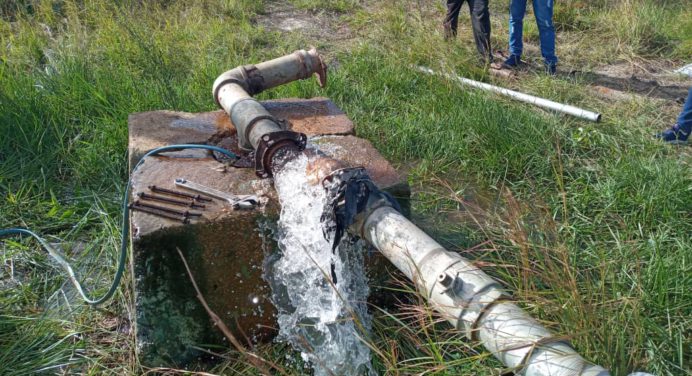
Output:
[129, 203, 189, 223]
[134, 200, 202, 217]
[416, 66, 602, 122]
[149, 185, 212, 202]
[137, 192, 205, 209]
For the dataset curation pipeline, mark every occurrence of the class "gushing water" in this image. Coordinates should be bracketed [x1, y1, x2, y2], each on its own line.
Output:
[266, 152, 373, 376]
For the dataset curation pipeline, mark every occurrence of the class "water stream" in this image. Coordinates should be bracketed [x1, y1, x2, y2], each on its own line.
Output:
[265, 152, 373, 376]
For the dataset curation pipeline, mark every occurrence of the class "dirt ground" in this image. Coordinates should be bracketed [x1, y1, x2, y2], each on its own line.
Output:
[258, 2, 690, 106]
[255, 2, 353, 46]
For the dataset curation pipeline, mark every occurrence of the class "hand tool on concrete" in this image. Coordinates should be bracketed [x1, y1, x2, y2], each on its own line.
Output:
[174, 178, 258, 209]
[148, 185, 213, 202]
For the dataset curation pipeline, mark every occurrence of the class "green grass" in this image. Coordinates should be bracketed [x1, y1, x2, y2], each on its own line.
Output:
[1, 0, 690, 375]
[288, 0, 362, 12]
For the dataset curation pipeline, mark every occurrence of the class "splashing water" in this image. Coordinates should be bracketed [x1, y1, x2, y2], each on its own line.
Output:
[266, 152, 373, 376]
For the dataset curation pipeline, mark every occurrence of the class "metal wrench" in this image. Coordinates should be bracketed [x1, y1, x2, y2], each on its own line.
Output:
[174, 178, 258, 209]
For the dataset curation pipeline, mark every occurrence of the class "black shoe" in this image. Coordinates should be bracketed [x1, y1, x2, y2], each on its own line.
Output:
[502, 54, 522, 69]
[545, 63, 557, 76]
[655, 124, 689, 144]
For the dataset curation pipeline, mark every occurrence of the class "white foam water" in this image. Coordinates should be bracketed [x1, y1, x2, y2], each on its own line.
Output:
[266, 152, 373, 376]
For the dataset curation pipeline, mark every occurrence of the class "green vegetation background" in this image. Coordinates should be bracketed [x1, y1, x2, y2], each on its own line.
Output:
[1, 0, 689, 375]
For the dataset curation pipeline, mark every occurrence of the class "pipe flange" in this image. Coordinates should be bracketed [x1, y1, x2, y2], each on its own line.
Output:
[315, 53, 328, 88]
[254, 130, 307, 178]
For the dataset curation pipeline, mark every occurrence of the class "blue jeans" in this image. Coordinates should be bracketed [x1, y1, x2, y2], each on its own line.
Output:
[509, 0, 558, 65]
[677, 88, 692, 133]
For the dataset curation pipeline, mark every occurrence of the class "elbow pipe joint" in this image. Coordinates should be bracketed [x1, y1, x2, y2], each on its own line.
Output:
[212, 48, 327, 176]
[213, 65, 264, 105]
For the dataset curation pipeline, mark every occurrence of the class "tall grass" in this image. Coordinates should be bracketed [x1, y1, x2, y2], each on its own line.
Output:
[1, 0, 690, 375]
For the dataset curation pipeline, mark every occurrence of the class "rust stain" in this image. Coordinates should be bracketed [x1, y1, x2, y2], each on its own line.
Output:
[214, 111, 237, 133]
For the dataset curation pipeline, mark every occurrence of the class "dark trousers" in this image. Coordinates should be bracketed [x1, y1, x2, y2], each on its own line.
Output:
[444, 0, 492, 59]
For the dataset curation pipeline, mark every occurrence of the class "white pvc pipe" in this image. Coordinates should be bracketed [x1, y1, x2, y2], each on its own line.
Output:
[416, 66, 602, 122]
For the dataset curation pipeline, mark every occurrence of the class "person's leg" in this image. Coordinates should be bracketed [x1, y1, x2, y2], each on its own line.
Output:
[532, 0, 558, 67]
[468, 0, 492, 61]
[677, 87, 692, 134]
[655, 88, 692, 144]
[508, 0, 527, 57]
[444, 0, 464, 39]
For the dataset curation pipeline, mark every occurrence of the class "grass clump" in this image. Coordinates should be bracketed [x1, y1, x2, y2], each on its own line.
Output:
[288, 0, 362, 12]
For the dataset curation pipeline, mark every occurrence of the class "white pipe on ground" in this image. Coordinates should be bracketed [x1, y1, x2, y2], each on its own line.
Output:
[416, 66, 602, 122]
[354, 205, 610, 376]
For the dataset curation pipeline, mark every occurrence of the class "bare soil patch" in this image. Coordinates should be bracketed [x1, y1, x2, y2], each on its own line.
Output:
[255, 2, 353, 46]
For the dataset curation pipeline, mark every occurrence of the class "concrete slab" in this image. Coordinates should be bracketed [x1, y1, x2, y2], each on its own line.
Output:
[129, 98, 406, 369]
[128, 97, 354, 169]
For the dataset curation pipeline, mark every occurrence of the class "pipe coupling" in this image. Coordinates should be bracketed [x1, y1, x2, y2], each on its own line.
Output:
[254, 130, 307, 178]
[416, 248, 505, 339]
[321, 167, 401, 251]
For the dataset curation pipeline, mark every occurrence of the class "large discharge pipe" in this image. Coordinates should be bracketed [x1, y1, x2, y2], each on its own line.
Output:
[213, 50, 628, 376]
[353, 205, 609, 376]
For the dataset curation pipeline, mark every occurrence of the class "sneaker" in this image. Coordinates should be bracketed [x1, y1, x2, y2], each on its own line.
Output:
[502, 55, 522, 69]
[655, 124, 689, 144]
[545, 63, 557, 76]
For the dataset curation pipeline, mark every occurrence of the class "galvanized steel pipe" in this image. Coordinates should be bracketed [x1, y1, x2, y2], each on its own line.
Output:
[213, 48, 327, 151]
[417, 66, 602, 122]
[353, 205, 610, 376]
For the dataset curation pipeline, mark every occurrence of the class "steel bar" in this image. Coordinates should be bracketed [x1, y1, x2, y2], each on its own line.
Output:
[149, 185, 212, 202]
[129, 203, 189, 223]
[134, 200, 202, 217]
[137, 192, 205, 209]
[416, 66, 602, 122]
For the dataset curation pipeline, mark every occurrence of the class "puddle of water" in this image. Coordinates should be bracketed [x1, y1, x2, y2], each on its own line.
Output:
[265, 150, 373, 376]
